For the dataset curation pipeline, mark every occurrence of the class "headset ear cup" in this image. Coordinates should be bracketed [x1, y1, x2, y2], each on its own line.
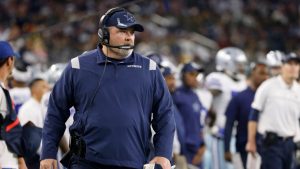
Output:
[98, 28, 103, 42]
[102, 27, 109, 45]
[98, 28, 109, 45]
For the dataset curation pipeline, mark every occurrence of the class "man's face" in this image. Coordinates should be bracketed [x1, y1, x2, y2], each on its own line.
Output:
[281, 60, 300, 80]
[183, 71, 199, 88]
[252, 64, 269, 87]
[164, 74, 176, 93]
[108, 27, 135, 57]
[33, 80, 50, 99]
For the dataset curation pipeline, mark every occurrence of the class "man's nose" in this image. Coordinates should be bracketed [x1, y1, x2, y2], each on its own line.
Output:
[125, 34, 133, 41]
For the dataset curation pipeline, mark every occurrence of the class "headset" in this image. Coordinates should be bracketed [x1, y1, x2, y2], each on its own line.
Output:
[98, 7, 127, 46]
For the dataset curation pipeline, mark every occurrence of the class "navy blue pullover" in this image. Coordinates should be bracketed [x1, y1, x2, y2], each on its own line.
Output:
[41, 47, 175, 168]
[172, 103, 186, 154]
[224, 86, 255, 152]
[172, 86, 204, 162]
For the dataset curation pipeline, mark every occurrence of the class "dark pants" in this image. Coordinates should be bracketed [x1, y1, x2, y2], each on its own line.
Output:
[69, 156, 137, 169]
[260, 137, 294, 169]
[184, 144, 203, 168]
[236, 142, 247, 169]
[237, 148, 247, 169]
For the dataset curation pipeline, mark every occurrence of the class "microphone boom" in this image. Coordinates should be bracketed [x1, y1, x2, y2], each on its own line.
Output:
[105, 44, 134, 49]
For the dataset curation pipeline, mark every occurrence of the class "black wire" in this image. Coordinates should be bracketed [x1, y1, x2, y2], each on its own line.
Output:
[82, 46, 108, 132]
[90, 48, 108, 104]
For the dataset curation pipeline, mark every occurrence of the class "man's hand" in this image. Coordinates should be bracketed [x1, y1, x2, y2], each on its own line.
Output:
[40, 159, 57, 169]
[246, 141, 257, 157]
[192, 146, 205, 165]
[18, 157, 27, 169]
[224, 151, 232, 162]
[150, 156, 171, 169]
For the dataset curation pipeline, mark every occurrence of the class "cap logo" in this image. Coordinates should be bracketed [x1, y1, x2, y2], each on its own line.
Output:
[124, 13, 135, 23]
[117, 18, 127, 27]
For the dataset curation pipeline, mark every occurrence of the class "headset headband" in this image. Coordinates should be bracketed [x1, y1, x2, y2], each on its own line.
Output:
[99, 7, 126, 28]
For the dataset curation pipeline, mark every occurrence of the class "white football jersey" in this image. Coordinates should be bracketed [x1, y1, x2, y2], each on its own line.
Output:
[205, 72, 246, 129]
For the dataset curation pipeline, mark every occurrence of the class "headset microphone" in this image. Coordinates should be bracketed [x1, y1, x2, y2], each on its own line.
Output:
[104, 44, 134, 50]
[98, 29, 134, 49]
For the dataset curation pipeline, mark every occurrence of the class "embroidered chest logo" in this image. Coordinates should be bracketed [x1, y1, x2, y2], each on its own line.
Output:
[127, 65, 142, 69]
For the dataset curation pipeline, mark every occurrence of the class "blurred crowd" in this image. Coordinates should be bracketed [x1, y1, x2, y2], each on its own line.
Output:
[0, 0, 299, 74]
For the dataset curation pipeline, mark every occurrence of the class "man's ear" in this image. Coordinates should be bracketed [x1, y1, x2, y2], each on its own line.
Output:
[7, 57, 14, 65]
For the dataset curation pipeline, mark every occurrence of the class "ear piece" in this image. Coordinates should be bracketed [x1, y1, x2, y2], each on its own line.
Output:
[102, 27, 110, 45]
[98, 26, 110, 45]
[98, 28, 103, 42]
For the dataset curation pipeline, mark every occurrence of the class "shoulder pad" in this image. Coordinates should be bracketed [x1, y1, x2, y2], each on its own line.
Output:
[149, 59, 156, 71]
[71, 57, 80, 69]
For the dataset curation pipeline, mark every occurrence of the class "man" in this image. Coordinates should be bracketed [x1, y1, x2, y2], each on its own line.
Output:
[223, 62, 269, 168]
[19, 78, 49, 128]
[205, 47, 248, 169]
[0, 41, 26, 169]
[173, 62, 205, 168]
[18, 78, 49, 169]
[40, 7, 175, 169]
[246, 53, 300, 169]
[158, 65, 188, 169]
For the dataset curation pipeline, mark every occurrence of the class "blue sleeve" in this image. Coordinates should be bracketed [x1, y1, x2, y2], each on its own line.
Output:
[41, 63, 74, 160]
[224, 96, 239, 152]
[249, 108, 260, 122]
[151, 68, 175, 160]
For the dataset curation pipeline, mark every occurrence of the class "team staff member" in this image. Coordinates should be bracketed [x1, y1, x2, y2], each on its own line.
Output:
[0, 41, 27, 169]
[19, 78, 49, 128]
[173, 62, 205, 168]
[18, 78, 49, 169]
[40, 7, 175, 169]
[159, 65, 188, 169]
[161, 66, 186, 153]
[224, 62, 269, 168]
[246, 53, 300, 169]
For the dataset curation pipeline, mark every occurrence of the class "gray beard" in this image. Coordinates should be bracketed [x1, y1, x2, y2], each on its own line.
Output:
[110, 47, 133, 58]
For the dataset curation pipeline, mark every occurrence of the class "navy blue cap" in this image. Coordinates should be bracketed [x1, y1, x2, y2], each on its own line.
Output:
[106, 11, 144, 32]
[282, 52, 300, 63]
[182, 62, 204, 73]
[161, 66, 173, 76]
[0, 41, 19, 60]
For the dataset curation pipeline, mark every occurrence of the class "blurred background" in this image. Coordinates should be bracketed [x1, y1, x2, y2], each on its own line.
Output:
[0, 0, 299, 74]
[1, 1, 300, 169]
